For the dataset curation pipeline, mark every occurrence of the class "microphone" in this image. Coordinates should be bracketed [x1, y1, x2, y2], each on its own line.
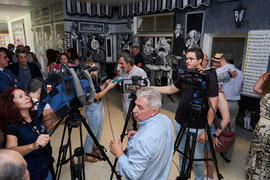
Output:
[112, 76, 123, 84]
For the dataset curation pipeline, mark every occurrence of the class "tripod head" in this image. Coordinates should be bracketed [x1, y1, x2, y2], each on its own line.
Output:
[66, 107, 84, 128]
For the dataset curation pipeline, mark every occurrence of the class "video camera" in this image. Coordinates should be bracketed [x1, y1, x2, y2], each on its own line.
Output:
[38, 63, 96, 118]
[178, 68, 208, 113]
[122, 76, 150, 93]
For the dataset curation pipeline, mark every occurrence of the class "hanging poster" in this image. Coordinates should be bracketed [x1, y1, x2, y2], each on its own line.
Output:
[12, 22, 26, 47]
[242, 30, 270, 98]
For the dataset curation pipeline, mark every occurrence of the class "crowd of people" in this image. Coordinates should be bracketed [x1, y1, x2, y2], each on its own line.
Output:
[0, 43, 269, 180]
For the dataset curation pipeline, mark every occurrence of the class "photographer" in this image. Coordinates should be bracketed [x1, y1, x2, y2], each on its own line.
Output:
[118, 52, 148, 132]
[109, 87, 174, 180]
[0, 87, 54, 180]
[84, 62, 116, 162]
[154, 48, 218, 180]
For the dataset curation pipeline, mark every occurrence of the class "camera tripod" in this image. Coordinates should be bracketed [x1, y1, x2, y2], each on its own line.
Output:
[174, 99, 223, 180]
[52, 107, 121, 180]
[110, 92, 137, 180]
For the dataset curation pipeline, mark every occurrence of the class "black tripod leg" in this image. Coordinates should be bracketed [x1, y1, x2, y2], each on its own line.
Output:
[56, 120, 68, 180]
[206, 124, 223, 180]
[110, 98, 136, 180]
[79, 123, 85, 180]
[80, 116, 121, 180]
[67, 126, 75, 180]
[174, 124, 186, 155]
[187, 130, 197, 177]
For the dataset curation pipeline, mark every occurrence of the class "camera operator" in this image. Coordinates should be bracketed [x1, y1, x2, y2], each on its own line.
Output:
[118, 52, 148, 132]
[27, 78, 58, 131]
[109, 87, 174, 180]
[84, 62, 116, 162]
[154, 48, 218, 180]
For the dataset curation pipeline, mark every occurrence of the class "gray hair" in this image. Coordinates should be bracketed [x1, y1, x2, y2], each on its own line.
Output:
[136, 87, 162, 109]
[0, 150, 27, 180]
[118, 52, 135, 66]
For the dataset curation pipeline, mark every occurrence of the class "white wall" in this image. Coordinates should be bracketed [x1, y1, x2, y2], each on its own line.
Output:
[7, 13, 35, 52]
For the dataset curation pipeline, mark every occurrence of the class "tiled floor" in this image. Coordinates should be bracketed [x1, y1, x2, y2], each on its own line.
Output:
[50, 90, 251, 180]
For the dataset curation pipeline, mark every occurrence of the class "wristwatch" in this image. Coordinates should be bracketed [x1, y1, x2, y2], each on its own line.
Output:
[213, 134, 218, 138]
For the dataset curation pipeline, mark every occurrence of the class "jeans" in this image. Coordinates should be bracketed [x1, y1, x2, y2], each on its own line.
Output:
[84, 101, 104, 153]
[45, 172, 52, 180]
[175, 121, 205, 180]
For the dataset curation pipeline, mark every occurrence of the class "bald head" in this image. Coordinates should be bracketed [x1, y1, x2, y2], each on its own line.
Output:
[202, 53, 209, 69]
[0, 149, 29, 180]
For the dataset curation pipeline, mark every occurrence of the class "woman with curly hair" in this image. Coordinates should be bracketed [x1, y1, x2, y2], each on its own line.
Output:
[246, 73, 270, 179]
[0, 87, 54, 180]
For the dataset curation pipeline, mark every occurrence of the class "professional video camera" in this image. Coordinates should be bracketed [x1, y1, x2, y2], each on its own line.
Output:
[38, 63, 96, 118]
[122, 75, 150, 93]
[178, 68, 208, 113]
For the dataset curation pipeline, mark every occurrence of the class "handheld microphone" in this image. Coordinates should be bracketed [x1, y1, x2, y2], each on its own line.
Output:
[112, 76, 123, 84]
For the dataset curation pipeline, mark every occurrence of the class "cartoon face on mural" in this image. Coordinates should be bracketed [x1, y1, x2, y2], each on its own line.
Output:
[156, 37, 170, 54]
[185, 30, 201, 49]
[143, 38, 154, 56]
[91, 37, 100, 50]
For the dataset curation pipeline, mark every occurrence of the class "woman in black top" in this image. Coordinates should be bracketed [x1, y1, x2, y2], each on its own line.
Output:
[0, 87, 54, 180]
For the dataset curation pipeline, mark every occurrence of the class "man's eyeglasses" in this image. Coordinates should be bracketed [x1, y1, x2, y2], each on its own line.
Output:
[0, 56, 8, 59]
[186, 57, 197, 61]
[203, 59, 209, 61]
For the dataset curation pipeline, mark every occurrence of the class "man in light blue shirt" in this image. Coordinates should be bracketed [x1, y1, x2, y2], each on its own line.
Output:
[109, 87, 174, 180]
[216, 53, 243, 162]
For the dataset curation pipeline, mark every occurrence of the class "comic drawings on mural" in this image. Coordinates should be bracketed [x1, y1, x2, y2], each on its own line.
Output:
[173, 23, 186, 57]
[86, 33, 106, 62]
[139, 37, 173, 86]
[185, 30, 201, 49]
[185, 12, 203, 49]
[117, 34, 132, 55]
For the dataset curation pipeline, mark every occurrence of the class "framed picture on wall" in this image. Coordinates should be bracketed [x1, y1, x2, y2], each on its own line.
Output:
[185, 12, 204, 49]
[11, 20, 26, 47]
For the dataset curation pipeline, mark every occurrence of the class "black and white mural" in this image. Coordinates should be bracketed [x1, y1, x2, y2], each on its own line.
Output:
[185, 12, 204, 49]
[117, 34, 133, 55]
[32, 22, 65, 74]
[31, 3, 65, 74]
[65, 21, 108, 62]
[137, 36, 173, 86]
[173, 23, 186, 56]
[85, 33, 106, 62]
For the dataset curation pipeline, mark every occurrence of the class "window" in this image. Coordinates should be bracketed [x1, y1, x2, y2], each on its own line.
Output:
[136, 13, 174, 35]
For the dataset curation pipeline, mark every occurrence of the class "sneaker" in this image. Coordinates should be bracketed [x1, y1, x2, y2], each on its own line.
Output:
[204, 176, 215, 180]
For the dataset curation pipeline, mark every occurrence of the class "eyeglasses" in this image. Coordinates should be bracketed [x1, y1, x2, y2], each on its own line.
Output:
[0, 56, 8, 59]
[186, 57, 197, 61]
[203, 59, 209, 61]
